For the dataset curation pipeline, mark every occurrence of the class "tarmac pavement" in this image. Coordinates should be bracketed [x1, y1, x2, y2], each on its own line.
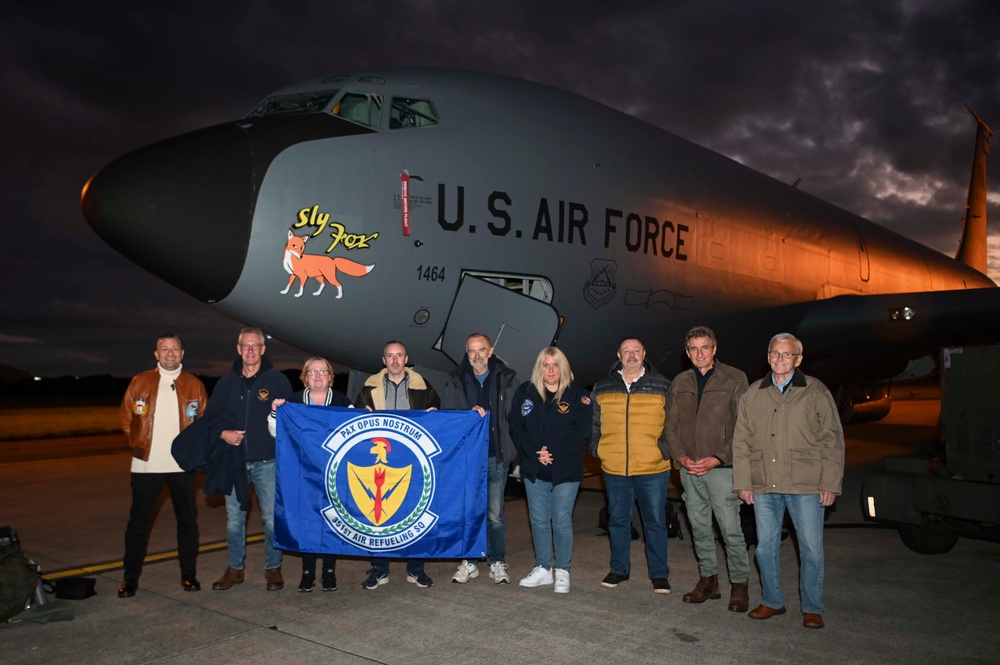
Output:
[2, 400, 999, 664]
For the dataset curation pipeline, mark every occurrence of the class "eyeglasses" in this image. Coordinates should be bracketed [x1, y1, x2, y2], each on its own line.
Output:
[767, 351, 799, 360]
[239, 343, 263, 351]
[306, 369, 330, 376]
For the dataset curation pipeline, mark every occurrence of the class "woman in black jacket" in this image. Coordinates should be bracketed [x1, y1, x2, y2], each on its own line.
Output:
[508, 347, 592, 593]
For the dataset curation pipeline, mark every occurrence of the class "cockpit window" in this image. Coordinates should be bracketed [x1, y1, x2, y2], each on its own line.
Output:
[247, 89, 339, 118]
[390, 98, 439, 129]
[332, 92, 383, 128]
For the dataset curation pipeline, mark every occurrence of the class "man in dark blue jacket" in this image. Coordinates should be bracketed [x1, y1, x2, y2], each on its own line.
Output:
[441, 333, 520, 585]
[208, 327, 292, 592]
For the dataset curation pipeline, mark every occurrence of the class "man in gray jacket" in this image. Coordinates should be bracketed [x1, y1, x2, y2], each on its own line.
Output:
[441, 333, 520, 585]
[732, 333, 844, 630]
[666, 326, 750, 612]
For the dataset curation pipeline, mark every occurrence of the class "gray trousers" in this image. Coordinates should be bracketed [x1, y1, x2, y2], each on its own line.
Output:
[679, 467, 750, 582]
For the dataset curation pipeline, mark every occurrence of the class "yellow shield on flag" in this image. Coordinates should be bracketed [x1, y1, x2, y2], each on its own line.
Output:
[347, 462, 412, 526]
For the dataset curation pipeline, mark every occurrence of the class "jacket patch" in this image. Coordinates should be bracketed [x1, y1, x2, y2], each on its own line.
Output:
[132, 399, 147, 416]
[258, 389, 270, 401]
[557, 401, 570, 414]
[581, 395, 591, 405]
[185, 401, 199, 420]
[521, 399, 534, 416]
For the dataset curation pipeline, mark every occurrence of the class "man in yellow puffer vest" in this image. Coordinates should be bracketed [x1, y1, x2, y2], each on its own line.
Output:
[590, 337, 672, 593]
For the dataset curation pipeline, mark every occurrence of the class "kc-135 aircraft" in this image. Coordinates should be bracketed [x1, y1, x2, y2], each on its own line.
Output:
[82, 69, 999, 420]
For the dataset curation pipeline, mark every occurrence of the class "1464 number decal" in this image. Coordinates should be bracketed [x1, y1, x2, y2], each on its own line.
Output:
[417, 265, 446, 282]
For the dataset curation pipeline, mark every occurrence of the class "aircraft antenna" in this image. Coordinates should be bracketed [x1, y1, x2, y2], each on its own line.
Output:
[494, 323, 507, 350]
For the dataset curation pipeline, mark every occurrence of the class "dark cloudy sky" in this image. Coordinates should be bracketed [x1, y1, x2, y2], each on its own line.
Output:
[2, 0, 998, 378]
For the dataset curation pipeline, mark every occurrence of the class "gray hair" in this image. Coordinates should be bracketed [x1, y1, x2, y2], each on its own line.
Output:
[684, 326, 717, 348]
[238, 327, 266, 345]
[768, 332, 803, 355]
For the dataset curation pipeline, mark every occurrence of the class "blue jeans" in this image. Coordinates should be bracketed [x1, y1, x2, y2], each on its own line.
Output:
[487, 457, 508, 564]
[604, 471, 670, 579]
[753, 493, 826, 614]
[225, 459, 282, 570]
[524, 478, 580, 570]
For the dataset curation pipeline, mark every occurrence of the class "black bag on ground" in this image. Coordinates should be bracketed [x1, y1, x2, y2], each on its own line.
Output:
[49, 578, 97, 600]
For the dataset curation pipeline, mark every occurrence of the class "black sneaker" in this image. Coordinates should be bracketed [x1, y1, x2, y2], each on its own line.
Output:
[362, 568, 389, 590]
[652, 578, 671, 594]
[298, 570, 316, 592]
[406, 570, 433, 588]
[322, 569, 337, 592]
[600, 571, 630, 588]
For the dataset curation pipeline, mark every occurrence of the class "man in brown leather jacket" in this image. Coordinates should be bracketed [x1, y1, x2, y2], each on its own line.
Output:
[666, 326, 750, 612]
[118, 333, 207, 598]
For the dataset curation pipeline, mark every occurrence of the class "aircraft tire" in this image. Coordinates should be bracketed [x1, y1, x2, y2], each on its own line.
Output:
[898, 518, 959, 555]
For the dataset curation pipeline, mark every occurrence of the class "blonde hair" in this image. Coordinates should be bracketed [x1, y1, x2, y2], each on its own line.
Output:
[531, 347, 574, 401]
[299, 356, 334, 386]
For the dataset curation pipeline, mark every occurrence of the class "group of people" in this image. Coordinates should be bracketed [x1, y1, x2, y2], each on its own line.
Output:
[117, 325, 844, 629]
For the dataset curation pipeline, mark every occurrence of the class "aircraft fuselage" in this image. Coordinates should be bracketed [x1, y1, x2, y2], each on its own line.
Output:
[82, 69, 996, 385]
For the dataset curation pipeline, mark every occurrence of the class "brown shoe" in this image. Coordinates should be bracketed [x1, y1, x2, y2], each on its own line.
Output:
[728, 582, 749, 612]
[212, 567, 245, 590]
[803, 612, 825, 629]
[682, 574, 720, 604]
[748, 604, 786, 620]
[265, 567, 284, 591]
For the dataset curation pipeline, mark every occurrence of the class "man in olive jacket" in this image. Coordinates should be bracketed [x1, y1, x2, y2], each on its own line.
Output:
[666, 326, 750, 612]
[732, 333, 844, 630]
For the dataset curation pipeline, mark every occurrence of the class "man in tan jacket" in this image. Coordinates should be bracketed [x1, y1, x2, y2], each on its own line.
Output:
[732, 333, 844, 629]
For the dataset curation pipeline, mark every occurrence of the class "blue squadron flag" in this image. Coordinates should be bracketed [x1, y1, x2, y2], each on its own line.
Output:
[274, 404, 488, 559]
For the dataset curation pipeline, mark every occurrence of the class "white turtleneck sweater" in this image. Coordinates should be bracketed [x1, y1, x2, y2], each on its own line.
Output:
[131, 364, 184, 473]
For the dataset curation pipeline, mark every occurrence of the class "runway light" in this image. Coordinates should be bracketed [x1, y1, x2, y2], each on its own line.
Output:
[888, 306, 916, 321]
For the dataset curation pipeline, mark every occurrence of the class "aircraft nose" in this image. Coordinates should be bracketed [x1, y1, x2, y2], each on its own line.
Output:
[82, 122, 255, 303]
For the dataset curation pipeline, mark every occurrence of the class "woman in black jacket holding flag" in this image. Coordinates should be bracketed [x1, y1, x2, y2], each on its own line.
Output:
[269, 356, 351, 592]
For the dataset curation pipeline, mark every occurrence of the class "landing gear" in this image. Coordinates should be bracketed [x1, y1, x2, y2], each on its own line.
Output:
[898, 517, 959, 555]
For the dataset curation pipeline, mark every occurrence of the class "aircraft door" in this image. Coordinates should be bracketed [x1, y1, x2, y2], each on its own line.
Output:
[438, 275, 561, 379]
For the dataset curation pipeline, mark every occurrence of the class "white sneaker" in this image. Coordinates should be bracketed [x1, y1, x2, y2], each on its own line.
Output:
[489, 561, 511, 584]
[452, 560, 479, 584]
[518, 566, 554, 587]
[554, 569, 570, 594]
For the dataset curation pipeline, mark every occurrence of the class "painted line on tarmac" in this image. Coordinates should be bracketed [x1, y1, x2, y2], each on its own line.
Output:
[42, 533, 265, 580]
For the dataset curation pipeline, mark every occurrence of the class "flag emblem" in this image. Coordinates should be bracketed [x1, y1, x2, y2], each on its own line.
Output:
[322, 414, 439, 553]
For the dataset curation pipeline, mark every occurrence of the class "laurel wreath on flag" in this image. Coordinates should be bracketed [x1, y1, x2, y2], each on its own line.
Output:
[327, 461, 432, 536]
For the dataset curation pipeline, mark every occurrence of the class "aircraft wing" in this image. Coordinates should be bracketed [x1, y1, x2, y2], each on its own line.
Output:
[709, 287, 1000, 385]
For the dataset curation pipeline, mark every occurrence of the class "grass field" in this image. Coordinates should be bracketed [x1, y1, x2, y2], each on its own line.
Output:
[0, 406, 121, 440]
